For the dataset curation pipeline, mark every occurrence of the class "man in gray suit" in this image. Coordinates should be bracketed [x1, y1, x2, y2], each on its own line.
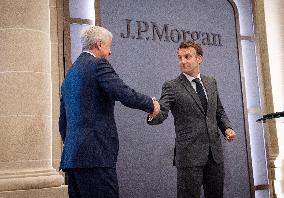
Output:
[147, 40, 236, 198]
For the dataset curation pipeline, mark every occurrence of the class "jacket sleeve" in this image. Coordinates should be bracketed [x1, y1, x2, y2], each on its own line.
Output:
[59, 92, 67, 143]
[95, 59, 154, 113]
[215, 79, 233, 135]
[147, 81, 175, 125]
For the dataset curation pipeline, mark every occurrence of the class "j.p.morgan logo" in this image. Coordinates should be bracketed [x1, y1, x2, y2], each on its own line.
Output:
[120, 19, 223, 46]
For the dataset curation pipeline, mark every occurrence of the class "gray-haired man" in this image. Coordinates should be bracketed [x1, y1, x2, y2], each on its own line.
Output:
[59, 25, 160, 198]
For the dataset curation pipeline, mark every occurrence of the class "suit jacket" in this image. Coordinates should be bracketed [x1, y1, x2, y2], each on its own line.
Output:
[59, 52, 154, 170]
[148, 74, 232, 167]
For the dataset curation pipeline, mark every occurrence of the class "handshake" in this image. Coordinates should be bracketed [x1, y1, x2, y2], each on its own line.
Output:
[149, 97, 160, 119]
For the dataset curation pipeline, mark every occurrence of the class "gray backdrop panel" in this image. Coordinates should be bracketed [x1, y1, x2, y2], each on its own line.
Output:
[100, 0, 251, 197]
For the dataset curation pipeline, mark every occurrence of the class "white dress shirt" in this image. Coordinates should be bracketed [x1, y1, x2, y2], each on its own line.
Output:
[183, 73, 208, 100]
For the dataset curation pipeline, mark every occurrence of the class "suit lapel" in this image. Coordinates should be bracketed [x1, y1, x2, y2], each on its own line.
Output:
[178, 74, 206, 114]
[201, 75, 214, 114]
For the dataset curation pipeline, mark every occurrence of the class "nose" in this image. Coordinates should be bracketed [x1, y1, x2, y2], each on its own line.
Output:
[180, 57, 186, 64]
[109, 51, 112, 56]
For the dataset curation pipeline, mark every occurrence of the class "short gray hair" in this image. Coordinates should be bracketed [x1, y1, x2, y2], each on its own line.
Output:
[80, 25, 113, 51]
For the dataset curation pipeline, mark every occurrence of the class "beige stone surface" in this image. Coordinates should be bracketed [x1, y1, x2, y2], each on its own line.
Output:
[51, 43, 59, 79]
[50, 7, 59, 44]
[0, 72, 51, 116]
[57, 0, 64, 9]
[52, 115, 62, 171]
[0, 0, 66, 195]
[0, 186, 68, 198]
[57, 40, 65, 83]
[0, 0, 50, 33]
[0, 116, 51, 163]
[51, 36, 63, 170]
[50, 0, 64, 171]
[49, 0, 57, 8]
[0, 170, 64, 191]
[0, 29, 50, 73]
[52, 83, 63, 171]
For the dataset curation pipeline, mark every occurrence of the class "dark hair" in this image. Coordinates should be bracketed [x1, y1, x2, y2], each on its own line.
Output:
[178, 40, 203, 56]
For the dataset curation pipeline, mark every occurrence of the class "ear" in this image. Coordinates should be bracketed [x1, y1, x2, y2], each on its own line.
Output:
[96, 40, 103, 49]
[197, 55, 203, 64]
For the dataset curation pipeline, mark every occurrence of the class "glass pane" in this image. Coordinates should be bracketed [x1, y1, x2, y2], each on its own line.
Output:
[70, 24, 90, 63]
[255, 189, 270, 198]
[69, 0, 95, 21]
[234, 0, 254, 36]
[248, 113, 268, 185]
[242, 40, 260, 108]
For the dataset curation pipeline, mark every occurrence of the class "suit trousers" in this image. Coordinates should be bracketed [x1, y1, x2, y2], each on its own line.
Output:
[177, 149, 224, 198]
[66, 167, 119, 198]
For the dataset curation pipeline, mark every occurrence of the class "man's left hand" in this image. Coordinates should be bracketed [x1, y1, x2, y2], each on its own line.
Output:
[225, 128, 236, 142]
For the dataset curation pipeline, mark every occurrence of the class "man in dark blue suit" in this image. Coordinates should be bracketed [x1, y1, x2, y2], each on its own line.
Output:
[59, 25, 160, 198]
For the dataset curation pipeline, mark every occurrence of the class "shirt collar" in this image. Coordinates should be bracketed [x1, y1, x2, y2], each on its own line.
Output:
[83, 50, 96, 58]
[183, 73, 201, 82]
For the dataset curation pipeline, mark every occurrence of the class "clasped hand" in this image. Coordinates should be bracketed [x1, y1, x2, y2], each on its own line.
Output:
[149, 97, 160, 118]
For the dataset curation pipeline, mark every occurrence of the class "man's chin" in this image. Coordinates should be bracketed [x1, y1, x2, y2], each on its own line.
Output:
[182, 71, 191, 75]
[103, 55, 111, 59]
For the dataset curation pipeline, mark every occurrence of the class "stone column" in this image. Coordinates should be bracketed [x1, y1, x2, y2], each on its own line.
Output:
[0, 0, 65, 196]
[263, 0, 284, 197]
[254, 0, 284, 197]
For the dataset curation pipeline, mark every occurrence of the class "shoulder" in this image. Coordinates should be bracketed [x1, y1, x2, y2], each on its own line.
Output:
[161, 77, 180, 94]
[202, 75, 217, 83]
[162, 78, 177, 88]
[77, 52, 111, 67]
[161, 74, 186, 88]
[95, 58, 110, 65]
[163, 79, 175, 85]
[202, 74, 215, 80]
[92, 58, 113, 70]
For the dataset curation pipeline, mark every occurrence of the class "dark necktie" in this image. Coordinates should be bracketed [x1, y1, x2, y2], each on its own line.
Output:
[193, 78, 207, 112]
